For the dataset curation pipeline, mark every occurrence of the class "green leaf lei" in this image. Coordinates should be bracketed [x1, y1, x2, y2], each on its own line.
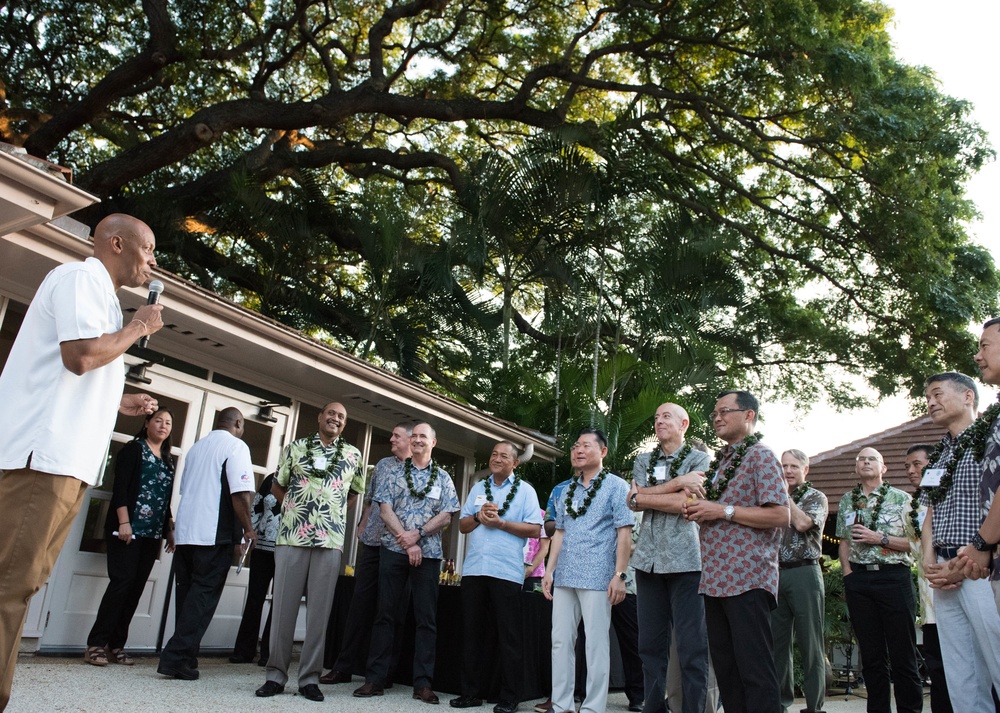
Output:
[646, 443, 693, 486]
[908, 491, 923, 539]
[309, 434, 345, 479]
[404, 457, 438, 499]
[703, 432, 763, 501]
[483, 473, 521, 516]
[919, 401, 1000, 507]
[849, 482, 890, 532]
[791, 481, 813, 505]
[565, 468, 608, 519]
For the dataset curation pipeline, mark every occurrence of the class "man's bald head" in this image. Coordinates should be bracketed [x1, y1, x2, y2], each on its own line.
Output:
[92, 213, 156, 290]
[215, 407, 245, 437]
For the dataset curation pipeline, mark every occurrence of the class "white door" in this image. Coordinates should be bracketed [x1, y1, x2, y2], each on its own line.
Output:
[160, 390, 288, 650]
[38, 368, 205, 651]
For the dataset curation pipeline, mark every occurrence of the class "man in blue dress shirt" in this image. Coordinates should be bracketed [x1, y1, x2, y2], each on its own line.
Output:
[543, 428, 634, 713]
[450, 441, 543, 713]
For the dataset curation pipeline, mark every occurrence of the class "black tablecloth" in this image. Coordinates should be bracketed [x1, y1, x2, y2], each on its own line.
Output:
[324, 576, 553, 699]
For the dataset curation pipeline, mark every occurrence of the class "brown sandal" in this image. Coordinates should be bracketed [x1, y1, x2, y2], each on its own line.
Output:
[109, 647, 134, 665]
[84, 646, 109, 666]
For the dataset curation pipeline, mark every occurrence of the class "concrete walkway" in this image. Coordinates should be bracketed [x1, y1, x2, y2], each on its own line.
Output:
[8, 654, 876, 712]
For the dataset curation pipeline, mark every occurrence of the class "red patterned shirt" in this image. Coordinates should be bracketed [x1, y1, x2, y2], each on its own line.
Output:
[698, 441, 788, 599]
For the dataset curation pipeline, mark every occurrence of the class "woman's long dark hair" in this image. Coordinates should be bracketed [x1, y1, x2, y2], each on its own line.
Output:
[135, 408, 175, 470]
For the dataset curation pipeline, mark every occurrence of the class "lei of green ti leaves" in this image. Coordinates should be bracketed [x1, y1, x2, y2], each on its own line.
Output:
[309, 434, 345, 479]
[404, 457, 438, 499]
[791, 481, 813, 505]
[646, 443, 693, 486]
[703, 432, 763, 501]
[849, 482, 890, 531]
[483, 473, 521, 516]
[565, 468, 608, 519]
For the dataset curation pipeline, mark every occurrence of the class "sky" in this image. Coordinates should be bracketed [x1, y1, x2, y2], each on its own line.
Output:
[765, 0, 1000, 458]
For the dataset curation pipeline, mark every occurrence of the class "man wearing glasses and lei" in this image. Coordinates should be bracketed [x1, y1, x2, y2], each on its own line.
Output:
[836, 447, 921, 713]
[681, 390, 788, 713]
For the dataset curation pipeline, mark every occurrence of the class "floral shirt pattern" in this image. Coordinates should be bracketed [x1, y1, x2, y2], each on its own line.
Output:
[698, 441, 787, 599]
[359, 456, 403, 547]
[981, 404, 1000, 581]
[252, 474, 282, 553]
[836, 484, 913, 566]
[275, 434, 365, 549]
[132, 441, 174, 539]
[373, 460, 460, 559]
[779, 486, 828, 562]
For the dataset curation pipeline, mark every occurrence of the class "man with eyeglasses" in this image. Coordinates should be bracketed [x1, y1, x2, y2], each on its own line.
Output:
[681, 391, 788, 713]
[836, 447, 921, 713]
[450, 441, 542, 713]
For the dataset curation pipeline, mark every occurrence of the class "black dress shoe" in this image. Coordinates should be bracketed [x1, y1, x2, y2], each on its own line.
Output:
[319, 669, 352, 684]
[156, 663, 199, 681]
[299, 684, 324, 701]
[628, 703, 643, 712]
[256, 680, 284, 697]
[494, 701, 518, 713]
[229, 654, 254, 664]
[450, 695, 483, 708]
[354, 682, 385, 697]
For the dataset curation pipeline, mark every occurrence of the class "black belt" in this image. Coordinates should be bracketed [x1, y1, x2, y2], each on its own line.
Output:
[779, 559, 818, 570]
[849, 562, 908, 572]
[935, 546, 960, 560]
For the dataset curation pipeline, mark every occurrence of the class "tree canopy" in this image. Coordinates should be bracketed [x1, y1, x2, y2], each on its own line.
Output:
[2, 0, 997, 470]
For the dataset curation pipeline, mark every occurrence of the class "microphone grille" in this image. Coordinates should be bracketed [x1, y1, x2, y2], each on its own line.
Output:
[148, 280, 165, 294]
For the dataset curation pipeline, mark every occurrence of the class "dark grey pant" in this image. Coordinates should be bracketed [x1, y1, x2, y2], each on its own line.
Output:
[160, 544, 232, 669]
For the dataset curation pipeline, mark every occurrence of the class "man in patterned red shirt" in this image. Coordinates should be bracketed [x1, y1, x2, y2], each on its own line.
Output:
[682, 390, 789, 713]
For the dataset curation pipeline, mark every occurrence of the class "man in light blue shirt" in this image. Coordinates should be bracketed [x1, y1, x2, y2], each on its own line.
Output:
[542, 428, 634, 713]
[450, 441, 542, 713]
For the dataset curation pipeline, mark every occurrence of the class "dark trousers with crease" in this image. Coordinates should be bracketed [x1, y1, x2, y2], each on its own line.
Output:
[160, 544, 232, 669]
[87, 535, 162, 650]
[460, 575, 523, 703]
[231, 547, 274, 662]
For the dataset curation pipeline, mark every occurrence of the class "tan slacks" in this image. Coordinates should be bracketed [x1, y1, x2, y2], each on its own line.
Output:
[0, 468, 87, 711]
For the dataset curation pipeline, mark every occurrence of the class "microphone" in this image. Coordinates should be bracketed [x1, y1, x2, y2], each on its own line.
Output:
[138, 280, 164, 349]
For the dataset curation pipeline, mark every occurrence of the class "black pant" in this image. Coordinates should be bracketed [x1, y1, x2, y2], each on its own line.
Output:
[333, 542, 380, 672]
[160, 544, 232, 669]
[87, 535, 161, 649]
[612, 593, 644, 706]
[460, 575, 523, 703]
[231, 547, 274, 661]
[844, 567, 922, 713]
[366, 548, 440, 688]
[921, 624, 952, 713]
[704, 589, 780, 713]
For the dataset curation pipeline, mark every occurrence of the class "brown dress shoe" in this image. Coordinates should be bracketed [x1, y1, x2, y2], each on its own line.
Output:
[353, 682, 385, 698]
[414, 686, 441, 704]
[319, 669, 352, 684]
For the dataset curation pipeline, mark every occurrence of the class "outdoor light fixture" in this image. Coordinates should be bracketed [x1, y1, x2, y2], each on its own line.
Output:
[255, 401, 280, 423]
[125, 361, 153, 385]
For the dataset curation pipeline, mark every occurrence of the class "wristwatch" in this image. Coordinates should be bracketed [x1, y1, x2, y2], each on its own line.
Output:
[880, 533, 889, 547]
[724, 505, 735, 521]
[629, 492, 638, 510]
[971, 531, 997, 552]
[615, 571, 627, 581]
[418, 526, 427, 538]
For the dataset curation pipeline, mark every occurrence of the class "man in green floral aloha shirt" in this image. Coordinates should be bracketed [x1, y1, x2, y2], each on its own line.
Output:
[256, 402, 365, 702]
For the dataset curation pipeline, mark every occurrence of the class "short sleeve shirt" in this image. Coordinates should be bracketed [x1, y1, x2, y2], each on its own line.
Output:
[0, 258, 125, 484]
[275, 434, 365, 549]
[359, 457, 404, 547]
[553, 472, 634, 591]
[699, 442, 788, 598]
[374, 459, 460, 559]
[922, 430, 985, 548]
[836, 484, 913, 566]
[545, 480, 572, 522]
[460, 474, 543, 584]
[980, 406, 1000, 580]
[174, 429, 256, 546]
[779, 486, 828, 563]
[631, 445, 711, 574]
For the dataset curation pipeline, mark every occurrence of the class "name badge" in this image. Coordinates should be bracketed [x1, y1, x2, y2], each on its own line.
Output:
[428, 485, 442, 500]
[474, 494, 488, 507]
[653, 465, 667, 482]
[917, 509, 928, 528]
[921, 468, 946, 487]
[313, 456, 328, 471]
[844, 512, 856, 526]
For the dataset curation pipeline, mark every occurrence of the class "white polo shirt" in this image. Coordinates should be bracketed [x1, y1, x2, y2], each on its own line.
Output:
[173, 429, 256, 546]
[0, 258, 124, 485]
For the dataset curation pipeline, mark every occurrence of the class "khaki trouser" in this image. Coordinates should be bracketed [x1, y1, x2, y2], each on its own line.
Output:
[0, 468, 87, 711]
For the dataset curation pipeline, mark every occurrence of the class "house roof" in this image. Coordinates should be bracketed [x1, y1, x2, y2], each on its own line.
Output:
[807, 414, 945, 514]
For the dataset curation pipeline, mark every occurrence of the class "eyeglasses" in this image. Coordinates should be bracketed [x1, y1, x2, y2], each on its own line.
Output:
[708, 408, 747, 420]
[856, 455, 882, 463]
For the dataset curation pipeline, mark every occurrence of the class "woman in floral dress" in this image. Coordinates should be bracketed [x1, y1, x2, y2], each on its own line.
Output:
[84, 409, 176, 666]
